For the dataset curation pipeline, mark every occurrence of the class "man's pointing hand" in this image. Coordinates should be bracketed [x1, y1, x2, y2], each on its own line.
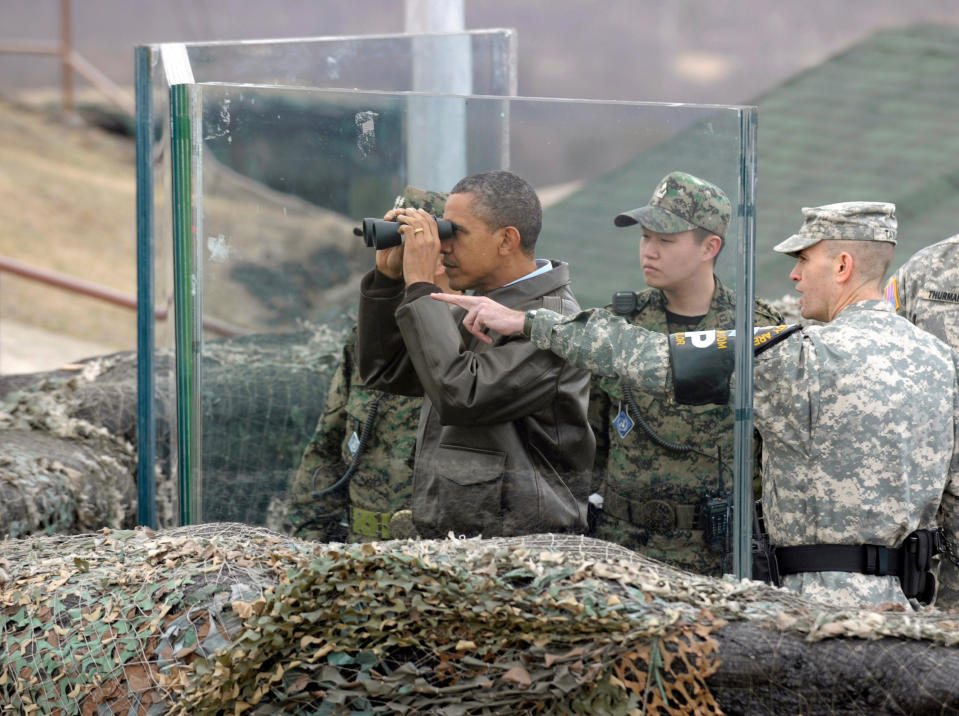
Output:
[431, 293, 526, 344]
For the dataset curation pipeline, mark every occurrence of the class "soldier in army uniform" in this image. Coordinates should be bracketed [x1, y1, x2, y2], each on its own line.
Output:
[885, 233, 959, 354]
[884, 234, 959, 608]
[589, 171, 781, 576]
[434, 202, 959, 609]
[288, 187, 450, 542]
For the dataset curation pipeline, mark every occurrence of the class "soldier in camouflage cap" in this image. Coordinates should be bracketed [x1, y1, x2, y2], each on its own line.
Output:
[288, 186, 450, 543]
[590, 171, 779, 576]
[774, 201, 897, 256]
[772, 202, 897, 322]
[614, 171, 731, 238]
[432, 199, 959, 609]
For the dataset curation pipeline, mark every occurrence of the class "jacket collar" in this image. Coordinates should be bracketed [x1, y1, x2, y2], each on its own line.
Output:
[482, 260, 570, 307]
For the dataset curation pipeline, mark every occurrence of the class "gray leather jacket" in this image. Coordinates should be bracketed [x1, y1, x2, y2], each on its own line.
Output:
[357, 261, 595, 538]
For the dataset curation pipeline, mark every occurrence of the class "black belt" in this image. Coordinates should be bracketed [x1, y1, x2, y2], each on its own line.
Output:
[774, 530, 943, 604]
[776, 543, 904, 577]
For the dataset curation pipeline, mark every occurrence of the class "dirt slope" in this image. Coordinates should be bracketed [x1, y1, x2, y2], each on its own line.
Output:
[0, 97, 138, 373]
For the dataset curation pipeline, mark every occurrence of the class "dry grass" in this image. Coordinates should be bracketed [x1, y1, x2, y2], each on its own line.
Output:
[0, 95, 367, 374]
[0, 97, 138, 358]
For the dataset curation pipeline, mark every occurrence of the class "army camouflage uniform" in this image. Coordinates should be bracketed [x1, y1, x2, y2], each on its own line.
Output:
[590, 280, 780, 576]
[288, 186, 448, 542]
[753, 301, 959, 607]
[885, 233, 959, 355]
[591, 170, 781, 576]
[522, 202, 959, 608]
[288, 326, 422, 542]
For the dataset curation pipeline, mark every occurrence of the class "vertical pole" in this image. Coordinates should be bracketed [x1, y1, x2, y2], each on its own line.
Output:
[170, 83, 195, 526]
[60, 0, 73, 116]
[135, 46, 157, 528]
[404, 0, 470, 189]
[404, 0, 464, 32]
[732, 106, 759, 579]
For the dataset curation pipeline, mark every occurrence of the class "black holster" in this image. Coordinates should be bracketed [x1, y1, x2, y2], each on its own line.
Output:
[900, 529, 943, 604]
[751, 499, 781, 586]
[752, 535, 781, 586]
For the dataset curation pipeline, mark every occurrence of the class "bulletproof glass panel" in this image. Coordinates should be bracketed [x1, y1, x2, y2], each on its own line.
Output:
[134, 31, 516, 528]
[169, 83, 758, 579]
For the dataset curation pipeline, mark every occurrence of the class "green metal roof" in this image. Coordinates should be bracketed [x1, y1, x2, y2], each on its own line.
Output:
[754, 23, 959, 298]
[543, 24, 959, 306]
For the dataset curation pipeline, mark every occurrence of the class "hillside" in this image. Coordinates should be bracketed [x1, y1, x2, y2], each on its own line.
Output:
[0, 96, 371, 375]
[0, 97, 138, 373]
[541, 24, 959, 306]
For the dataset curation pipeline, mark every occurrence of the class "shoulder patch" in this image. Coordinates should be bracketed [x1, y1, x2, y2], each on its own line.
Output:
[883, 278, 899, 311]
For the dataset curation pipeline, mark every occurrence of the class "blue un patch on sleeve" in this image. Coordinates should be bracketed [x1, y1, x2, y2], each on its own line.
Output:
[613, 407, 634, 439]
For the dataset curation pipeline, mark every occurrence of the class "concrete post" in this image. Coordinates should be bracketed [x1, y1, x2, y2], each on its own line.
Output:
[404, 0, 471, 192]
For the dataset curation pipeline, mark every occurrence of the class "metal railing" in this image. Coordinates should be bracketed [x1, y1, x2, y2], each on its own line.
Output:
[0, 0, 134, 118]
[0, 255, 248, 337]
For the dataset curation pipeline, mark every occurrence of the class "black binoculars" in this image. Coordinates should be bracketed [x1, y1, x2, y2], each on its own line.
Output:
[360, 217, 454, 250]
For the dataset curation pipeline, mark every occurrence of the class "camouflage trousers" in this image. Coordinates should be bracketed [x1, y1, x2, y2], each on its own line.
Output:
[594, 514, 725, 577]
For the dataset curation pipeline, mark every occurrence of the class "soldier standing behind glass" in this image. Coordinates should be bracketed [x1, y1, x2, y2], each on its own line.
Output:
[433, 202, 959, 609]
[589, 171, 781, 576]
[288, 187, 451, 542]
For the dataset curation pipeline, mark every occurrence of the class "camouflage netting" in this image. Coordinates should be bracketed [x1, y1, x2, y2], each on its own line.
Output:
[0, 358, 140, 538]
[0, 317, 352, 539]
[2, 524, 959, 715]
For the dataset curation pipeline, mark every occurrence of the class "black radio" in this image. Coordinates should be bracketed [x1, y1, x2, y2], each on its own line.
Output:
[702, 492, 731, 554]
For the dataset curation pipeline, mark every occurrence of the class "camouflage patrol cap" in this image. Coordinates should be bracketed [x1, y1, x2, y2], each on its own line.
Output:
[773, 202, 897, 256]
[614, 171, 731, 238]
[395, 185, 449, 215]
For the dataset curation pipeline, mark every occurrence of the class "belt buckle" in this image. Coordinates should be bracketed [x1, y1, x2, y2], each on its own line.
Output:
[351, 506, 391, 539]
[639, 499, 675, 532]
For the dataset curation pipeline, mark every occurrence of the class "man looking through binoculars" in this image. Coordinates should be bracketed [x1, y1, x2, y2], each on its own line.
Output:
[356, 169, 595, 539]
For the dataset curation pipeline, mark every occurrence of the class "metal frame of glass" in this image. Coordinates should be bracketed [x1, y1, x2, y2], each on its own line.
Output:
[167, 82, 758, 577]
[734, 109, 758, 578]
[134, 30, 518, 529]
